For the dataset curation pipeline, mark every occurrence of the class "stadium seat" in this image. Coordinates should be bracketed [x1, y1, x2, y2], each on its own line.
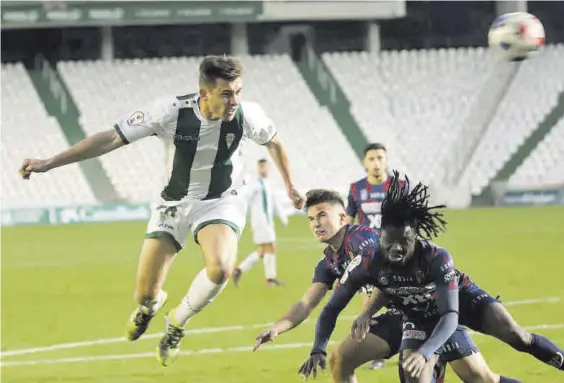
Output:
[58, 55, 365, 202]
[509, 116, 564, 187]
[1, 63, 96, 209]
[323, 47, 497, 184]
[459, 44, 564, 194]
[324, 45, 564, 193]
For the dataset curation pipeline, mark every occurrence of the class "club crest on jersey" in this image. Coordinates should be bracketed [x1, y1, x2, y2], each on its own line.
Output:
[379, 275, 389, 285]
[127, 111, 145, 126]
[226, 133, 235, 149]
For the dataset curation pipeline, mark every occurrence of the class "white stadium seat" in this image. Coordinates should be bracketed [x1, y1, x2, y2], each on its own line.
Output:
[1, 63, 96, 209]
[460, 44, 564, 194]
[324, 44, 564, 194]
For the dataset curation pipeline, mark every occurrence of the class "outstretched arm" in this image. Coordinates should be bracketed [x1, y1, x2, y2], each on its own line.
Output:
[275, 282, 329, 334]
[20, 129, 124, 178]
[311, 281, 358, 355]
[20, 97, 172, 179]
[254, 282, 329, 351]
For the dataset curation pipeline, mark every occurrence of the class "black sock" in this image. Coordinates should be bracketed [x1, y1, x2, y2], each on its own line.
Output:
[529, 334, 564, 370]
[500, 377, 522, 383]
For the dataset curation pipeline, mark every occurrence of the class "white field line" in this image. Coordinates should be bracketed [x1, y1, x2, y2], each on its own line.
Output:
[1, 296, 561, 358]
[3, 323, 564, 368]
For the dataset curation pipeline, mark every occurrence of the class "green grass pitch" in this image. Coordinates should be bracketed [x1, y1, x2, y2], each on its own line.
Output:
[1, 206, 563, 382]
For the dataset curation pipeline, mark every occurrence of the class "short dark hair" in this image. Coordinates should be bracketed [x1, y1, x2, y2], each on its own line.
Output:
[257, 158, 268, 164]
[305, 189, 345, 210]
[199, 55, 243, 88]
[363, 143, 387, 157]
[381, 170, 447, 239]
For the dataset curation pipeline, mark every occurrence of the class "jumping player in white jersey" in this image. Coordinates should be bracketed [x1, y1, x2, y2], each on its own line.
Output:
[19, 55, 305, 367]
[232, 159, 288, 287]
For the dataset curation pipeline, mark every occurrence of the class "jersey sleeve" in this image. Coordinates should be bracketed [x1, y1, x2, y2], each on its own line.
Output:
[346, 185, 357, 218]
[429, 247, 459, 314]
[312, 258, 337, 289]
[114, 96, 176, 144]
[348, 227, 379, 259]
[418, 247, 460, 360]
[241, 101, 277, 145]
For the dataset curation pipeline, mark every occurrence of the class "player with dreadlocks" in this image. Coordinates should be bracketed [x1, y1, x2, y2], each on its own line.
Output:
[294, 171, 524, 382]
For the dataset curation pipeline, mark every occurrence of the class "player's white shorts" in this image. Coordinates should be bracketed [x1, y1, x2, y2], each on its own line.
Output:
[145, 191, 247, 251]
[251, 223, 276, 245]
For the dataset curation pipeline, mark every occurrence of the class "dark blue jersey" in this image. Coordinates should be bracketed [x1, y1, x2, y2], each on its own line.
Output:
[311, 234, 459, 360]
[346, 177, 400, 229]
[311, 224, 379, 290]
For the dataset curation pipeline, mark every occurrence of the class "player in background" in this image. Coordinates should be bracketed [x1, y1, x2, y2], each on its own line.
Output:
[232, 158, 288, 286]
[345, 142, 390, 370]
[346, 142, 389, 230]
[19, 55, 304, 367]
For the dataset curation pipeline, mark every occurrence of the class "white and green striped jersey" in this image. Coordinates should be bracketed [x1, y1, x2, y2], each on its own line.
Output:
[114, 93, 277, 201]
[245, 177, 287, 228]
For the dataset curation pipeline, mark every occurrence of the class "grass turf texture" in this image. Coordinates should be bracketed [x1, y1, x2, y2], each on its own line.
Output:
[1, 206, 563, 382]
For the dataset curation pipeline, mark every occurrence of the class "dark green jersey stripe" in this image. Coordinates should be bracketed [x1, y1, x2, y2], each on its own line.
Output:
[161, 107, 202, 201]
[260, 179, 270, 224]
[203, 107, 245, 200]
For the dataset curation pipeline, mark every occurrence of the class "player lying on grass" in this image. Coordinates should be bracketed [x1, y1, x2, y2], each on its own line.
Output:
[19, 55, 304, 367]
[296, 173, 522, 382]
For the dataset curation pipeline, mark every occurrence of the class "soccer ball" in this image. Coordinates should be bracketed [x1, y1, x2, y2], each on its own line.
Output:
[488, 12, 545, 61]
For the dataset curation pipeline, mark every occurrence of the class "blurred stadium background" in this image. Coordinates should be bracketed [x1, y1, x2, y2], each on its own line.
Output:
[1, 1, 563, 382]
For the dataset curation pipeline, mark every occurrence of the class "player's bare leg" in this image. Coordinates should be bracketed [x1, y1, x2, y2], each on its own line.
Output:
[157, 224, 237, 366]
[449, 352, 521, 383]
[480, 302, 564, 370]
[232, 244, 265, 286]
[232, 243, 283, 286]
[125, 237, 177, 341]
[399, 349, 438, 383]
[329, 333, 390, 382]
[262, 243, 283, 286]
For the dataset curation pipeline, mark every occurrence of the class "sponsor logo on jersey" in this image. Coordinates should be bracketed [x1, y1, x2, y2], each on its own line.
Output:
[360, 202, 382, 214]
[173, 134, 200, 142]
[360, 189, 368, 200]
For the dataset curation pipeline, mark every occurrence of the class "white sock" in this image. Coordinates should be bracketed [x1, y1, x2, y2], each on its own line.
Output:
[140, 289, 166, 315]
[263, 253, 277, 280]
[238, 251, 260, 273]
[174, 269, 227, 327]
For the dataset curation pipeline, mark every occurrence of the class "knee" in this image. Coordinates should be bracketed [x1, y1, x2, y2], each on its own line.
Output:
[206, 260, 232, 284]
[500, 327, 533, 351]
[329, 350, 341, 373]
[329, 349, 356, 381]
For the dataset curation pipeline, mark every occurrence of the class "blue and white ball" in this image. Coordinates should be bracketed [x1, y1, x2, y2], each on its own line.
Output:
[488, 12, 545, 61]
